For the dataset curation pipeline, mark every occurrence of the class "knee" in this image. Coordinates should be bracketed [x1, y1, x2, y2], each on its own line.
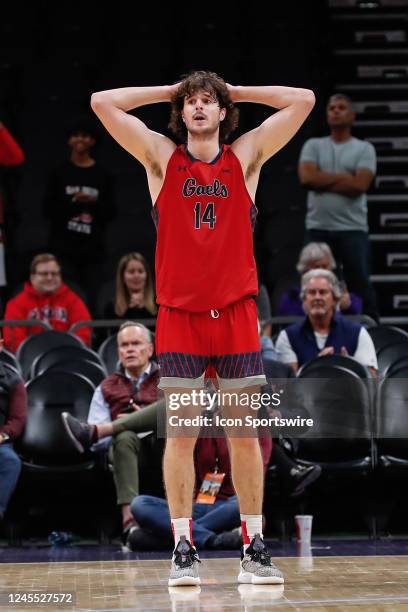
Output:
[1, 448, 22, 476]
[130, 495, 154, 522]
[165, 437, 196, 455]
[229, 437, 261, 453]
[113, 431, 139, 451]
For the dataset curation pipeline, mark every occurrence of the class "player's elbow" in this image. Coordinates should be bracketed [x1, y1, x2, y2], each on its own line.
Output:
[90, 92, 109, 113]
[298, 89, 316, 110]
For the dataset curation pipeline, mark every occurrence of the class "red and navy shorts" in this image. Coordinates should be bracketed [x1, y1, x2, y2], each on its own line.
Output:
[156, 296, 266, 389]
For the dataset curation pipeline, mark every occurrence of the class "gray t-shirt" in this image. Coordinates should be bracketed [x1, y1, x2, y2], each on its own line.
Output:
[299, 136, 377, 232]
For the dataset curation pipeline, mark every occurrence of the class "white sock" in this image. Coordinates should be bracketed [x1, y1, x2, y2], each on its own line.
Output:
[171, 517, 193, 550]
[241, 514, 263, 552]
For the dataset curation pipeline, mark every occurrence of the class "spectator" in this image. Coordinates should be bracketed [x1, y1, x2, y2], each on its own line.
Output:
[102, 252, 157, 321]
[63, 321, 161, 544]
[0, 338, 28, 521]
[0, 119, 25, 298]
[298, 93, 378, 320]
[43, 116, 115, 309]
[277, 242, 362, 316]
[275, 269, 377, 374]
[3, 253, 91, 352]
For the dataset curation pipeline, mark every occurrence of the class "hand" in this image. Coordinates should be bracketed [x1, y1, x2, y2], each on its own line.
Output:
[261, 323, 272, 338]
[318, 347, 335, 357]
[339, 290, 351, 311]
[168, 82, 181, 99]
[225, 83, 239, 102]
[129, 292, 144, 308]
[117, 411, 138, 419]
[340, 346, 349, 356]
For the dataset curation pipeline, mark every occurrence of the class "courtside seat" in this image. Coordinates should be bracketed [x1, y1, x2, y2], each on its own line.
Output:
[294, 363, 375, 534]
[298, 353, 371, 379]
[16, 330, 84, 380]
[377, 342, 408, 377]
[31, 345, 104, 379]
[0, 348, 22, 374]
[367, 325, 408, 354]
[10, 371, 114, 541]
[45, 359, 107, 387]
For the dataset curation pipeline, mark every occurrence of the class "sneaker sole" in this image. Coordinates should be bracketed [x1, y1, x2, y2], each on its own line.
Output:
[291, 466, 322, 497]
[168, 576, 201, 586]
[61, 412, 85, 453]
[238, 570, 284, 585]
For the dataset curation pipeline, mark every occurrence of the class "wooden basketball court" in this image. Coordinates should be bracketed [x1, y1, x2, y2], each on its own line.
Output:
[2, 554, 408, 610]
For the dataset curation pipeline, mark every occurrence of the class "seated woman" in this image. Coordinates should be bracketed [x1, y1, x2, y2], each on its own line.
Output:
[277, 242, 362, 316]
[103, 252, 157, 322]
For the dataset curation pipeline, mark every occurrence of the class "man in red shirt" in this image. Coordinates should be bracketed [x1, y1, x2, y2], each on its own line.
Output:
[91, 70, 314, 586]
[4, 253, 91, 352]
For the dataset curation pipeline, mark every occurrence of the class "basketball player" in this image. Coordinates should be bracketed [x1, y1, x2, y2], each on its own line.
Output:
[91, 71, 315, 586]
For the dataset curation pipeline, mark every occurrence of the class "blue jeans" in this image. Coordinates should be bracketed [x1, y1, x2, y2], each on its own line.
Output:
[0, 443, 22, 516]
[305, 229, 378, 320]
[131, 494, 240, 548]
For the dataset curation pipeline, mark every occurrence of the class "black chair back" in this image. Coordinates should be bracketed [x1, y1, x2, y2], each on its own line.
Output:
[46, 359, 107, 387]
[376, 371, 408, 459]
[295, 364, 372, 462]
[16, 330, 83, 380]
[31, 345, 102, 378]
[16, 371, 95, 465]
[0, 348, 22, 374]
[367, 325, 408, 354]
[377, 342, 408, 377]
[298, 354, 371, 379]
[98, 334, 118, 374]
[386, 357, 408, 378]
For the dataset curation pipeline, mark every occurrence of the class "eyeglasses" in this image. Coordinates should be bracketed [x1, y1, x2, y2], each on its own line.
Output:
[35, 271, 61, 277]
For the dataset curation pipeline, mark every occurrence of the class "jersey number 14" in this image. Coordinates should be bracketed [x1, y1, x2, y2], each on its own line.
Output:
[194, 202, 216, 230]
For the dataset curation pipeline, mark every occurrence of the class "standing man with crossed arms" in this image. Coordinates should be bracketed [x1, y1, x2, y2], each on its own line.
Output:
[91, 71, 314, 586]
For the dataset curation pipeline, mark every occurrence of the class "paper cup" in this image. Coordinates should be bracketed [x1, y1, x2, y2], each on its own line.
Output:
[294, 514, 313, 542]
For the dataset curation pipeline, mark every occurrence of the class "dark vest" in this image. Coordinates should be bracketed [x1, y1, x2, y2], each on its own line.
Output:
[101, 363, 160, 420]
[285, 314, 361, 366]
[0, 363, 22, 427]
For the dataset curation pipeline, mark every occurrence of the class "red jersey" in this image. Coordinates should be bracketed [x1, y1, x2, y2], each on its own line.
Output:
[153, 144, 259, 311]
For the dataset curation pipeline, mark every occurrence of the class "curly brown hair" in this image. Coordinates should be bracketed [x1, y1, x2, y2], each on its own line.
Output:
[168, 70, 239, 142]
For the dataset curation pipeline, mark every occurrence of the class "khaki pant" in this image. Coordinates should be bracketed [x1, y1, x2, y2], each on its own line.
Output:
[108, 399, 165, 505]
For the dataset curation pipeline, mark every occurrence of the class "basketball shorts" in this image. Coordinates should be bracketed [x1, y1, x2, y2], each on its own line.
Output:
[156, 296, 266, 390]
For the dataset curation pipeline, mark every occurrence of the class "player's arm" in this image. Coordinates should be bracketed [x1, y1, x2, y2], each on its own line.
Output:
[90, 86, 177, 175]
[230, 85, 315, 174]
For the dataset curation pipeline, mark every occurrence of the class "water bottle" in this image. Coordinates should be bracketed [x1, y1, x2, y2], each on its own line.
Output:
[48, 531, 74, 546]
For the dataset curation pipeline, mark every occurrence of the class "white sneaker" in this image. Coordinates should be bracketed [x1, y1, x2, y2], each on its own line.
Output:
[168, 536, 201, 586]
[238, 534, 284, 584]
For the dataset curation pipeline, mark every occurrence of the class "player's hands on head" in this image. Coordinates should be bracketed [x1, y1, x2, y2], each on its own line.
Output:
[225, 83, 238, 102]
[168, 82, 181, 99]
